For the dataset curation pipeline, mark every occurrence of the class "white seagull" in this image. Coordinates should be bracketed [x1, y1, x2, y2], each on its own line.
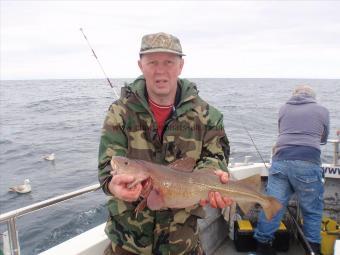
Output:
[9, 179, 32, 194]
[43, 153, 55, 161]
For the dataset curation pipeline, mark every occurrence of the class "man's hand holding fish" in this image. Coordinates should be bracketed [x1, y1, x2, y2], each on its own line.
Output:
[199, 170, 233, 208]
[108, 174, 142, 202]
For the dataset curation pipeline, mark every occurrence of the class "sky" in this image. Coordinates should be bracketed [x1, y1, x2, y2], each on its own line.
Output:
[1, 1, 340, 80]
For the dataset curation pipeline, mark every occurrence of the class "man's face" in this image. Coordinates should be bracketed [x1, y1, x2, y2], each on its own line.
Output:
[138, 52, 184, 99]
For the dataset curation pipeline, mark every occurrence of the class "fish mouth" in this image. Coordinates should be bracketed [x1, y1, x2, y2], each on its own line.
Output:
[110, 160, 119, 175]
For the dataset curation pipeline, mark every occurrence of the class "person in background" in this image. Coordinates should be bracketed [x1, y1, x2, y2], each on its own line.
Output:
[253, 85, 330, 255]
[98, 32, 232, 255]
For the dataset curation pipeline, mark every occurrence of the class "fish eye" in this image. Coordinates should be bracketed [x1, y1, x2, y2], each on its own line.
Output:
[124, 161, 129, 165]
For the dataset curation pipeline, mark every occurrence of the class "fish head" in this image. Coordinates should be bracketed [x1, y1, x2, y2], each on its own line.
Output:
[111, 156, 138, 173]
[110, 156, 150, 182]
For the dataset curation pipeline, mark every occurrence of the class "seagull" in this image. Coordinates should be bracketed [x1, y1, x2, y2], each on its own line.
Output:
[43, 153, 55, 161]
[9, 179, 31, 194]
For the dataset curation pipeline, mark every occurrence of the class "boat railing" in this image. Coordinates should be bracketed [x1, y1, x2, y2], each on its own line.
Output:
[0, 183, 100, 255]
[328, 139, 340, 166]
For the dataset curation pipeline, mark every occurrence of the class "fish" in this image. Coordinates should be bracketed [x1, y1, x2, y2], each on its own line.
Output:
[110, 156, 282, 220]
[9, 179, 31, 194]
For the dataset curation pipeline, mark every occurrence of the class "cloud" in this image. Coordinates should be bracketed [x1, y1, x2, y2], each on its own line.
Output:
[1, 1, 340, 79]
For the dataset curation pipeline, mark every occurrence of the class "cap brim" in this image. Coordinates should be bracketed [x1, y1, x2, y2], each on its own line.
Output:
[139, 48, 185, 56]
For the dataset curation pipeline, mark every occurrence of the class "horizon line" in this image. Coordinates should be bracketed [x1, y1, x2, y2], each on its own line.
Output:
[2, 76, 340, 81]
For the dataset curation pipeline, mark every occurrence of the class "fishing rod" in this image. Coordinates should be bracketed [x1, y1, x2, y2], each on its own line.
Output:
[287, 206, 315, 255]
[80, 28, 119, 99]
[239, 117, 269, 169]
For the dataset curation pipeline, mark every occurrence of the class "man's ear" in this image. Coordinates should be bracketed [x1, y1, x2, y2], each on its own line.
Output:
[138, 59, 143, 71]
[180, 58, 184, 67]
[179, 58, 184, 74]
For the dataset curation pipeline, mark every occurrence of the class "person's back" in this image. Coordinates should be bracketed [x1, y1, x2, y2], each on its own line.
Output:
[273, 86, 329, 165]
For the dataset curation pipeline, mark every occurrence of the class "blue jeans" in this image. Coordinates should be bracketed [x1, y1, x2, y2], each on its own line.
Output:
[254, 160, 324, 244]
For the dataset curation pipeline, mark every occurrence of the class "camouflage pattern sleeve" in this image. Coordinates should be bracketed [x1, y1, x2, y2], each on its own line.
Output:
[196, 106, 230, 172]
[98, 101, 128, 195]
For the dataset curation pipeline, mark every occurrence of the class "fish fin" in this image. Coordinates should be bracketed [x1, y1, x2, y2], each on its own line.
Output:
[262, 196, 283, 221]
[168, 157, 196, 172]
[237, 202, 256, 215]
[147, 189, 165, 210]
[236, 174, 261, 192]
[134, 179, 153, 218]
[135, 198, 147, 218]
[140, 177, 153, 197]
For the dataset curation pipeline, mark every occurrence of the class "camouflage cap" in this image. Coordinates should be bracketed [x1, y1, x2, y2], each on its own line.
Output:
[139, 32, 185, 56]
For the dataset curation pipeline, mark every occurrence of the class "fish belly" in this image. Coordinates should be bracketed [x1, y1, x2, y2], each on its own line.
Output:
[158, 181, 206, 209]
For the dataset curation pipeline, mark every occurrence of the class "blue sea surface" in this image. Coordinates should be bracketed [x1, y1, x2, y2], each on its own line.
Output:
[0, 78, 339, 254]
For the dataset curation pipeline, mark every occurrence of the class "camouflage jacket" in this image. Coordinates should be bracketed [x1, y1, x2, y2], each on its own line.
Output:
[98, 76, 230, 254]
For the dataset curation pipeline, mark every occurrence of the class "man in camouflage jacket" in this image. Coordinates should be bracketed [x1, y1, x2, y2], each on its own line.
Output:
[98, 32, 231, 255]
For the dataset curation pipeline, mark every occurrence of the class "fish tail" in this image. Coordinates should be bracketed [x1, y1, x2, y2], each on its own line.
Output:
[262, 196, 282, 221]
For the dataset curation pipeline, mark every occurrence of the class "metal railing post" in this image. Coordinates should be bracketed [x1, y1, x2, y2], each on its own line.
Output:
[333, 140, 339, 166]
[7, 217, 20, 255]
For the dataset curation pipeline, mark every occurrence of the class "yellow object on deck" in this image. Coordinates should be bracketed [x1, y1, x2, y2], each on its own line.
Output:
[237, 220, 253, 231]
[278, 222, 287, 231]
[321, 217, 340, 255]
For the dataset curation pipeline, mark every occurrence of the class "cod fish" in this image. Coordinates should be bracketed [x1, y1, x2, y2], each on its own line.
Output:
[110, 156, 282, 220]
